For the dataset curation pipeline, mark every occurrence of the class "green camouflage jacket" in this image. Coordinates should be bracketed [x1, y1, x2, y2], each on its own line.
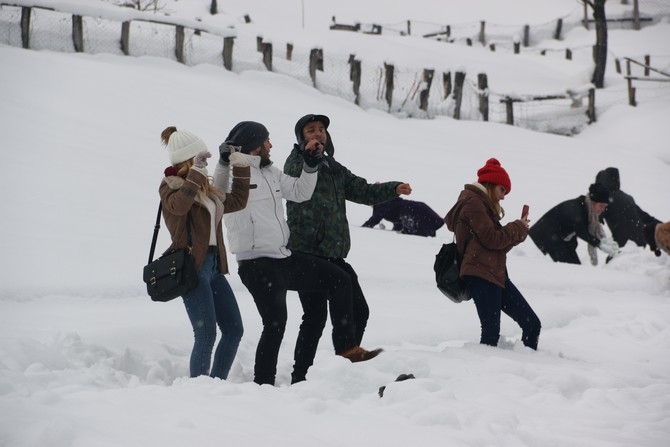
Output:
[283, 142, 401, 258]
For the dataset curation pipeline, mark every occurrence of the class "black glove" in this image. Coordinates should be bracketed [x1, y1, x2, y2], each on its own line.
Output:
[302, 146, 324, 172]
[218, 142, 240, 165]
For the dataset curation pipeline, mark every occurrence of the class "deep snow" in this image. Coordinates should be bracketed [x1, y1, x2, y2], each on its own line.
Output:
[1, 1, 670, 446]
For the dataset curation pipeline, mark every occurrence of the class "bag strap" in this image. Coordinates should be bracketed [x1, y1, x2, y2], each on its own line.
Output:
[452, 200, 473, 255]
[147, 202, 193, 264]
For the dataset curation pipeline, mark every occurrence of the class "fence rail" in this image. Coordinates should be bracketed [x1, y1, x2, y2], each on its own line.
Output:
[1, 3, 601, 135]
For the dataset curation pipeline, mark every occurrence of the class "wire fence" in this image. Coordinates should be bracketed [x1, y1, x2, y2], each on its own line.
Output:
[2, 3, 667, 136]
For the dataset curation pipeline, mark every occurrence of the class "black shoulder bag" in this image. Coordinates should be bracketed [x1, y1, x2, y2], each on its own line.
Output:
[433, 204, 472, 303]
[142, 203, 198, 302]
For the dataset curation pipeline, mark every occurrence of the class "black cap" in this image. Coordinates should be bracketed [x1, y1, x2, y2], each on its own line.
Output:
[294, 114, 330, 144]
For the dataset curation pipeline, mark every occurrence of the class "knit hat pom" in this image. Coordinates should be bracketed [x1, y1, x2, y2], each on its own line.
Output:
[162, 126, 208, 166]
[477, 158, 511, 194]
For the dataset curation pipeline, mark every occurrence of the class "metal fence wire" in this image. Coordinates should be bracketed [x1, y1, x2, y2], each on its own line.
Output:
[3, 3, 661, 136]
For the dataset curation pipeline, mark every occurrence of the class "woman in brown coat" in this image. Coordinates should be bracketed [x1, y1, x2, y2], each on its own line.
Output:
[445, 158, 541, 350]
[159, 126, 250, 379]
[644, 221, 670, 256]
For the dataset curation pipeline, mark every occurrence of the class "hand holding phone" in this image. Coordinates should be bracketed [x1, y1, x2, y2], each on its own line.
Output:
[521, 204, 529, 219]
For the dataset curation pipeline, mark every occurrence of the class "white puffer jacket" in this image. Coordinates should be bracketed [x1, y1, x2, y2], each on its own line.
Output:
[214, 154, 316, 261]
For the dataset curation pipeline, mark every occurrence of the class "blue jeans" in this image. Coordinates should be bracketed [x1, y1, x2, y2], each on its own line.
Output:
[182, 252, 243, 379]
[464, 275, 541, 350]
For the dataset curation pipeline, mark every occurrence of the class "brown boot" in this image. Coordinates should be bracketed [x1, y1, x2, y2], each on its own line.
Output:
[339, 346, 383, 363]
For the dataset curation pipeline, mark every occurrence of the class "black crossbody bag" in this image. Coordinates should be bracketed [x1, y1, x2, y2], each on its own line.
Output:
[142, 203, 198, 302]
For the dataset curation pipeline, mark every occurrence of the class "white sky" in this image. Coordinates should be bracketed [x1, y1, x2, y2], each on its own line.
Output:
[1, 1, 670, 446]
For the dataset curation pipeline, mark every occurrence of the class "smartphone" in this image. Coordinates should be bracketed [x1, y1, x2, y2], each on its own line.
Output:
[521, 204, 529, 218]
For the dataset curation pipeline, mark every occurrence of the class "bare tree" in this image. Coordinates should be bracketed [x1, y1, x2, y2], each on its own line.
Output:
[585, 0, 608, 88]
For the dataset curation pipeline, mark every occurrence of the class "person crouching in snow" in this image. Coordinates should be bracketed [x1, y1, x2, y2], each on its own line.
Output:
[362, 197, 445, 237]
[528, 183, 619, 265]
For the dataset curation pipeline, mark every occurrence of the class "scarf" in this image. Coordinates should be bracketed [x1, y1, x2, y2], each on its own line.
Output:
[586, 196, 606, 265]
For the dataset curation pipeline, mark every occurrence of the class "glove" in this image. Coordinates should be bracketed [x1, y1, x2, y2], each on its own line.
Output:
[302, 146, 324, 173]
[193, 150, 212, 168]
[218, 142, 241, 165]
[229, 151, 250, 168]
[598, 237, 619, 257]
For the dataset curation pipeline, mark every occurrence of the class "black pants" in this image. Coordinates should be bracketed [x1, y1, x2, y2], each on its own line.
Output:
[530, 232, 581, 264]
[293, 258, 369, 382]
[464, 275, 541, 350]
[238, 253, 356, 385]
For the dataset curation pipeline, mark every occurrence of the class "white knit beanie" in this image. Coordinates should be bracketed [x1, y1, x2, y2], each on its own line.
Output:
[166, 129, 208, 165]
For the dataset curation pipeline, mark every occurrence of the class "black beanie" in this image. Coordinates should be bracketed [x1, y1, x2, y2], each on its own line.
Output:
[224, 121, 269, 154]
[294, 114, 330, 144]
[588, 183, 611, 204]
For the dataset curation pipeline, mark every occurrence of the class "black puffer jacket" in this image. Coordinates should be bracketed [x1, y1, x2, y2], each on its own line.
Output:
[528, 195, 601, 252]
[595, 167, 660, 247]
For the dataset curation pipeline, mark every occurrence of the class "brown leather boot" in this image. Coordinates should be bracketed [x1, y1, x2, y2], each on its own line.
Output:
[339, 346, 383, 363]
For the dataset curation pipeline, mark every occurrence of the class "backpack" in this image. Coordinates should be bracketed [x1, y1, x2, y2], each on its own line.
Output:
[433, 203, 472, 303]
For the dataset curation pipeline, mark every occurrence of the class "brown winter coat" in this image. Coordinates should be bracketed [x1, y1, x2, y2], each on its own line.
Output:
[444, 184, 527, 288]
[656, 221, 670, 256]
[159, 165, 250, 274]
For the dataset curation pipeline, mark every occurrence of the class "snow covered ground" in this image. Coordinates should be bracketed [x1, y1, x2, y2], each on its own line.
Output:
[1, 1, 669, 446]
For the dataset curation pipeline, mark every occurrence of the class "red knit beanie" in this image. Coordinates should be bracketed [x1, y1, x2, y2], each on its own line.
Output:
[477, 158, 511, 194]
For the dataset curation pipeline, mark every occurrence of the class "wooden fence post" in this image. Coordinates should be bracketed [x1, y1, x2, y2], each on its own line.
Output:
[627, 77, 636, 106]
[223, 36, 234, 70]
[583, 0, 589, 30]
[419, 69, 434, 111]
[615, 58, 621, 73]
[286, 43, 293, 61]
[587, 87, 596, 123]
[566, 48, 572, 60]
[262, 42, 273, 71]
[175, 25, 185, 63]
[256, 36, 262, 51]
[466, 38, 472, 47]
[644, 55, 650, 76]
[443, 72, 452, 99]
[384, 63, 395, 111]
[348, 55, 361, 105]
[489, 43, 496, 52]
[554, 18, 563, 40]
[478, 73, 489, 121]
[121, 21, 130, 55]
[626, 58, 631, 75]
[523, 25, 530, 47]
[479, 21, 486, 46]
[72, 15, 84, 52]
[453, 71, 465, 120]
[20, 6, 31, 49]
[633, 0, 640, 30]
[407, 20, 411, 35]
[309, 48, 323, 86]
[503, 98, 514, 125]
[514, 39, 520, 54]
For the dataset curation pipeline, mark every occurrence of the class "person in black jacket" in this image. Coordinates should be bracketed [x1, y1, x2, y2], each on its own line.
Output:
[595, 167, 661, 250]
[362, 197, 444, 237]
[528, 183, 620, 264]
